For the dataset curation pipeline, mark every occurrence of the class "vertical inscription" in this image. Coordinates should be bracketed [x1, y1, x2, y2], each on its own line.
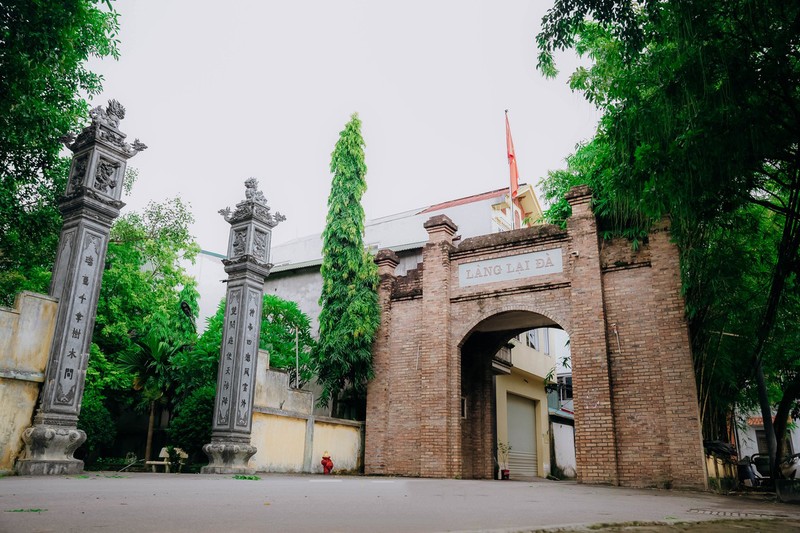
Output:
[217, 288, 241, 426]
[236, 290, 259, 427]
[54, 233, 101, 406]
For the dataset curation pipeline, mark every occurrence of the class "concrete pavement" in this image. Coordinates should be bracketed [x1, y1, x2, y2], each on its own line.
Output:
[1, 473, 798, 533]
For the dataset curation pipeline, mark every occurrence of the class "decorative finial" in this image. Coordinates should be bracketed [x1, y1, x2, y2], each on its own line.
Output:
[219, 178, 285, 226]
[62, 99, 146, 157]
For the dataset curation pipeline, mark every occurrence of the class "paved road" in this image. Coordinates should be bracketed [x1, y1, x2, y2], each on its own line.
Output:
[1, 473, 798, 533]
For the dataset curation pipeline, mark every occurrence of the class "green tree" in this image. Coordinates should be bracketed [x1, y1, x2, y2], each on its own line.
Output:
[315, 113, 380, 414]
[77, 344, 128, 464]
[187, 295, 316, 389]
[0, 0, 120, 304]
[94, 198, 199, 356]
[261, 294, 316, 387]
[171, 300, 226, 400]
[536, 1, 800, 478]
[166, 294, 316, 461]
[167, 383, 216, 462]
[117, 328, 184, 463]
[78, 197, 199, 460]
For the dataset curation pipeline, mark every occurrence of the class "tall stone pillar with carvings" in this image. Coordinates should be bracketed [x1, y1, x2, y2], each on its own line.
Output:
[16, 100, 146, 476]
[202, 179, 283, 474]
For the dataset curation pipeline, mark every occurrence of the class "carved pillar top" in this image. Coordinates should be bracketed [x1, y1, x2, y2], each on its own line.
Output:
[60, 100, 147, 206]
[219, 178, 285, 269]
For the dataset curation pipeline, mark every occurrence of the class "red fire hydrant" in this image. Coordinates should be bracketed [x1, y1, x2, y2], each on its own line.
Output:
[321, 451, 333, 475]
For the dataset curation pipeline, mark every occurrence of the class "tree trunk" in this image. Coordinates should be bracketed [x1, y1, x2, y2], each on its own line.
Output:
[773, 375, 800, 476]
[754, 361, 778, 479]
[145, 400, 155, 462]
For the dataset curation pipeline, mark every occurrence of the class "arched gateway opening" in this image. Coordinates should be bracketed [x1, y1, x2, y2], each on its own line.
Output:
[364, 186, 707, 489]
[459, 310, 568, 480]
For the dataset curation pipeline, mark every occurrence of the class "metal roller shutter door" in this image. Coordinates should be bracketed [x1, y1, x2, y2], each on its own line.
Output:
[507, 393, 537, 479]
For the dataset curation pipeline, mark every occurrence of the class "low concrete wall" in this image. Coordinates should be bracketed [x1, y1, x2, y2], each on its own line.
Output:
[250, 353, 363, 473]
[310, 419, 362, 473]
[0, 292, 58, 474]
[251, 412, 308, 472]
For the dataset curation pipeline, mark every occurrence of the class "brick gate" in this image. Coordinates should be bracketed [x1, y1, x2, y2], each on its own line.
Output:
[364, 186, 707, 489]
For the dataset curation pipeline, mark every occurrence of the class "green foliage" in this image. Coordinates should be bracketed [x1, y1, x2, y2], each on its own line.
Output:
[167, 294, 316, 458]
[173, 300, 225, 399]
[79, 343, 127, 463]
[537, 0, 800, 474]
[118, 330, 183, 407]
[194, 295, 316, 387]
[261, 294, 316, 386]
[315, 113, 380, 411]
[76, 198, 199, 460]
[94, 198, 199, 356]
[77, 381, 116, 459]
[167, 384, 215, 460]
[0, 1, 119, 303]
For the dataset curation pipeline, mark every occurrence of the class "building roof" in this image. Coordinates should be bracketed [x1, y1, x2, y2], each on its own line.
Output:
[419, 187, 510, 214]
[271, 185, 541, 270]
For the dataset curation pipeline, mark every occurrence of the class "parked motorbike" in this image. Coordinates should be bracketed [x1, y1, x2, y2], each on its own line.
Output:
[738, 452, 800, 487]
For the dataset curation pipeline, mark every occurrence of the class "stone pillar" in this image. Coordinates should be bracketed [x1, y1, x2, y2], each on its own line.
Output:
[565, 185, 619, 485]
[649, 218, 707, 489]
[364, 249, 399, 475]
[202, 179, 283, 475]
[419, 215, 458, 477]
[16, 101, 146, 476]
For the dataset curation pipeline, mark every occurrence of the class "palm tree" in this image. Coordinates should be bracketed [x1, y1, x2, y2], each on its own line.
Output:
[118, 330, 181, 462]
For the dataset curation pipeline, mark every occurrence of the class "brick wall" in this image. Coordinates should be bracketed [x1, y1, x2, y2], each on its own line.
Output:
[365, 188, 706, 489]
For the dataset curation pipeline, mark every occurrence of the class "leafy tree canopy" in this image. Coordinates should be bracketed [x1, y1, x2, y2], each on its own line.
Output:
[78, 197, 200, 462]
[0, 0, 120, 302]
[94, 198, 199, 356]
[536, 0, 800, 477]
[193, 294, 317, 390]
[315, 113, 380, 411]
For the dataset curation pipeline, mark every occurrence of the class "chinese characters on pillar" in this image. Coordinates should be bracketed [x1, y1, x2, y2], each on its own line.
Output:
[236, 291, 260, 427]
[217, 289, 241, 426]
[54, 233, 103, 407]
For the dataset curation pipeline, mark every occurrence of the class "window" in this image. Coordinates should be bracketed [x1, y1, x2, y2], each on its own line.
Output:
[542, 328, 550, 356]
[461, 396, 468, 419]
[557, 375, 573, 401]
[526, 330, 538, 351]
[756, 429, 793, 455]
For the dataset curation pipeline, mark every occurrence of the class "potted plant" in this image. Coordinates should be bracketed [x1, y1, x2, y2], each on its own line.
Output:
[497, 442, 511, 480]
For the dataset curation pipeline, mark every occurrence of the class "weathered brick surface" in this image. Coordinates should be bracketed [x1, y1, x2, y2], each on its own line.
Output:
[565, 190, 619, 485]
[365, 187, 706, 489]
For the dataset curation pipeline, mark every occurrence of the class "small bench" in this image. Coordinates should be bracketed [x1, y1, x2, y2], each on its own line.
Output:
[145, 447, 188, 473]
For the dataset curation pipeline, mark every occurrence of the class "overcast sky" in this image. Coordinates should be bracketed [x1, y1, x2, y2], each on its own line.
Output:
[88, 0, 599, 254]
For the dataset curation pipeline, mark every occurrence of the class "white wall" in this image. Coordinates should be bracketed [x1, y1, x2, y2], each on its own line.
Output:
[552, 421, 576, 478]
[184, 250, 227, 329]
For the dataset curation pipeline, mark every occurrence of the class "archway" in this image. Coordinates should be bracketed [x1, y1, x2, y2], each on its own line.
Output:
[364, 186, 707, 489]
[459, 310, 567, 480]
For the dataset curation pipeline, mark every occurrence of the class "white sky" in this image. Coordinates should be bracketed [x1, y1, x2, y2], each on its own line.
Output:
[88, 0, 599, 254]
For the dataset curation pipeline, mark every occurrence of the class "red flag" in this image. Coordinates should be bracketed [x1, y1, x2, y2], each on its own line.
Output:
[505, 112, 519, 198]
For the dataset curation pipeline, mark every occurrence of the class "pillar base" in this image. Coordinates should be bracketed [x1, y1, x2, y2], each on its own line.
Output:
[15, 425, 86, 476]
[201, 441, 257, 475]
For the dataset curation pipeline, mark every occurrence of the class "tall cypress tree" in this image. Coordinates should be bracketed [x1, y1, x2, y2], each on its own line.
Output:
[315, 113, 379, 414]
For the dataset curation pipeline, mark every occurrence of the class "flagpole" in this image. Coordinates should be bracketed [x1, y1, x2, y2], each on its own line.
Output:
[505, 109, 515, 230]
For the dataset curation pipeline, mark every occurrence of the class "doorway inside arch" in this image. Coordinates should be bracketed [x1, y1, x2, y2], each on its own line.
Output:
[460, 311, 574, 480]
